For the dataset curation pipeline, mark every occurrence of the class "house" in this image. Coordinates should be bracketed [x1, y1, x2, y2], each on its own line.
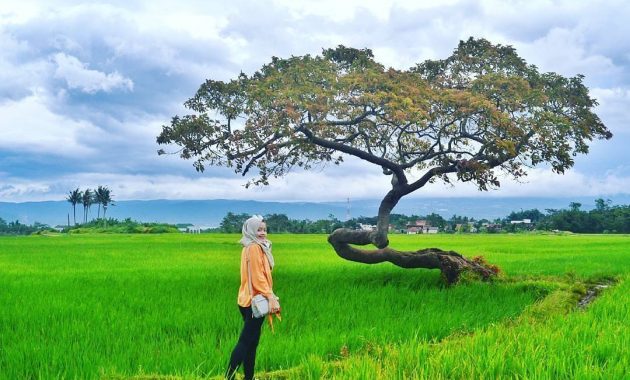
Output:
[482, 222, 502, 232]
[358, 223, 376, 231]
[406, 219, 436, 234]
[468, 222, 478, 233]
[510, 219, 532, 224]
[178, 224, 203, 233]
[454, 222, 476, 233]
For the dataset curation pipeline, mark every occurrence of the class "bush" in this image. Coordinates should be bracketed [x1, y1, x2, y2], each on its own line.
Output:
[64, 218, 179, 234]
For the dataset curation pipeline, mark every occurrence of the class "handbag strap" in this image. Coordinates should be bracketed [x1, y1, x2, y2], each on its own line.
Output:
[246, 244, 274, 302]
[245, 245, 255, 298]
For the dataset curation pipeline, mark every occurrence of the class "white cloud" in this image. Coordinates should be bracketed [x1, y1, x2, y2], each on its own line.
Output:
[24, 170, 388, 202]
[0, 181, 50, 201]
[408, 168, 630, 199]
[0, 90, 103, 156]
[0, 2, 41, 24]
[0, 29, 51, 99]
[1, 165, 628, 203]
[271, 0, 393, 22]
[590, 87, 630, 135]
[53, 53, 133, 93]
[0, 0, 629, 203]
[516, 28, 623, 88]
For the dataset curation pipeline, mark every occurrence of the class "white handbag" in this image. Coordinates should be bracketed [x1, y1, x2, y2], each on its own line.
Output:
[250, 294, 269, 318]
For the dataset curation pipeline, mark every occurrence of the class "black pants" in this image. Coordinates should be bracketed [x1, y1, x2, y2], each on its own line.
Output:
[226, 305, 265, 380]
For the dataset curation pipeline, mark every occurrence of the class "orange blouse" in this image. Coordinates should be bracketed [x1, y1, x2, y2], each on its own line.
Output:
[237, 243, 274, 307]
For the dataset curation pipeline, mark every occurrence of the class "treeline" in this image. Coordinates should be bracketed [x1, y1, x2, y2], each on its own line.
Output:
[0, 218, 52, 235]
[1, 198, 627, 236]
[0, 217, 180, 235]
[217, 211, 485, 234]
[65, 218, 179, 234]
[218, 199, 629, 234]
[537, 200, 630, 233]
[448, 200, 628, 234]
[219, 212, 345, 234]
[218, 211, 464, 234]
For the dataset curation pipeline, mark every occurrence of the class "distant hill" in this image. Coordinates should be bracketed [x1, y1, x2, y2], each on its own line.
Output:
[2, 196, 628, 228]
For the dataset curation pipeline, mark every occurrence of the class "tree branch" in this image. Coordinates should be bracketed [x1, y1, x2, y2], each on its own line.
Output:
[324, 109, 378, 126]
[405, 165, 458, 194]
[297, 124, 409, 186]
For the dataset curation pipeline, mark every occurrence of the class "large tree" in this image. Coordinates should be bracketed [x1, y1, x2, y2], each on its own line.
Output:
[157, 38, 611, 283]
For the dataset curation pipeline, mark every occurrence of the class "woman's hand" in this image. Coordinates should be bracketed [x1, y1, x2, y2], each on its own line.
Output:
[268, 295, 280, 313]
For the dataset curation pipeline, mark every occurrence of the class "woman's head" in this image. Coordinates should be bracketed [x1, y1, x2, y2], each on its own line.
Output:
[241, 215, 267, 242]
[240, 214, 274, 268]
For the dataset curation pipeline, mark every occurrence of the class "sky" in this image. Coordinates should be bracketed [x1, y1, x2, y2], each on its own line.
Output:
[1, 0, 629, 203]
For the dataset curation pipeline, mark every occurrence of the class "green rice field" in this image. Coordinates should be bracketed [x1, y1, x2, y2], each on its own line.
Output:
[0, 233, 628, 379]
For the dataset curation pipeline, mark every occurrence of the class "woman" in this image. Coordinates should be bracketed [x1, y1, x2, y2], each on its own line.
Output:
[226, 215, 280, 380]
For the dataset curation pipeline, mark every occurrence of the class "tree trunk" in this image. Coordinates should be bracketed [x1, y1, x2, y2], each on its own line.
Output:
[326, 189, 498, 285]
[327, 229, 496, 284]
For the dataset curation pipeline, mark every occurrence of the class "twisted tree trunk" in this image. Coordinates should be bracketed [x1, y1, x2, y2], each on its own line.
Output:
[327, 189, 498, 285]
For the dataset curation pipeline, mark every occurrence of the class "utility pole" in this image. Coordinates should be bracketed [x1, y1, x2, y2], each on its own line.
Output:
[346, 197, 351, 221]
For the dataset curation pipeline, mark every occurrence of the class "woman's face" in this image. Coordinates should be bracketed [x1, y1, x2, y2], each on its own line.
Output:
[256, 222, 267, 240]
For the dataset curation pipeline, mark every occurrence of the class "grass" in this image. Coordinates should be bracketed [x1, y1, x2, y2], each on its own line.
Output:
[312, 279, 629, 379]
[0, 233, 628, 379]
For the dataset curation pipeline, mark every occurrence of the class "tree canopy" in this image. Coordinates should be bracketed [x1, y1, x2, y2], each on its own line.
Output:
[158, 38, 611, 283]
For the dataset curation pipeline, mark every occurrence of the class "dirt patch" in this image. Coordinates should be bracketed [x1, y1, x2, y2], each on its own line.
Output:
[577, 283, 611, 309]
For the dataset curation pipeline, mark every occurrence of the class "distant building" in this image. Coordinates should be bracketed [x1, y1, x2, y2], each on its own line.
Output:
[482, 222, 502, 232]
[454, 222, 477, 233]
[358, 223, 376, 231]
[510, 219, 532, 224]
[407, 220, 437, 234]
[177, 224, 204, 233]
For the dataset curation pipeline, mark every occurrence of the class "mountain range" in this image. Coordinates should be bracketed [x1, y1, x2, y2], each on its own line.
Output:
[2, 196, 628, 228]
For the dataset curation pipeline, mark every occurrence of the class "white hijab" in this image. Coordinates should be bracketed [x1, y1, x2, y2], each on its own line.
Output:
[239, 215, 274, 269]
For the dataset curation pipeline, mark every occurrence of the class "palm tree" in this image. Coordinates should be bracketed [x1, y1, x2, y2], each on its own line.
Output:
[66, 188, 82, 225]
[101, 187, 114, 225]
[95, 186, 114, 225]
[82, 188, 93, 224]
[95, 186, 105, 219]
